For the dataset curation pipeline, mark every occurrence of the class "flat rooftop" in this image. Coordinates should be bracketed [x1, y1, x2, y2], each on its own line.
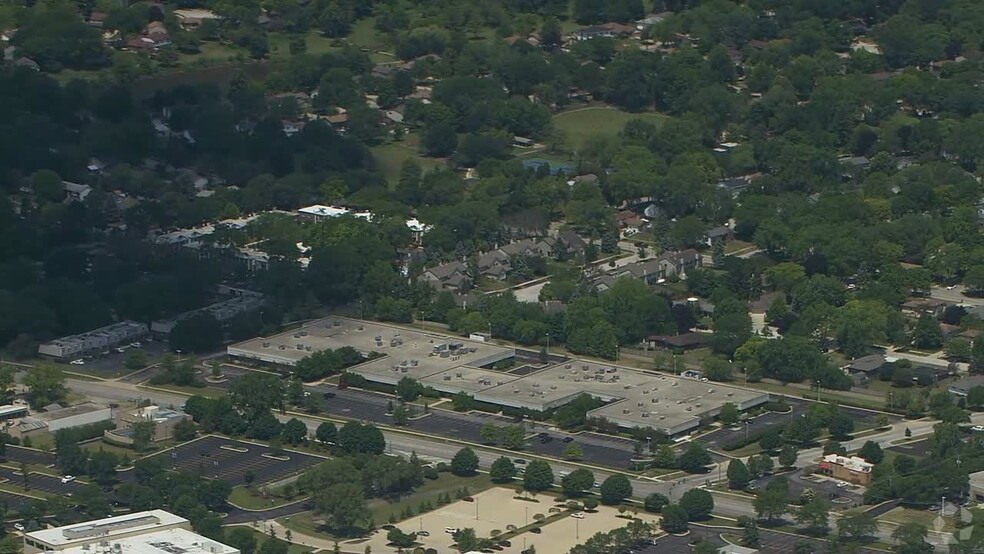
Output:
[38, 402, 110, 422]
[27, 510, 187, 546]
[228, 317, 769, 434]
[60, 528, 237, 554]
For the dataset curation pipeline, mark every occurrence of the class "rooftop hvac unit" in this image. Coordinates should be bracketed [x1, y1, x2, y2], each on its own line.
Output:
[411, 359, 418, 366]
[695, 403, 701, 407]
[375, 335, 382, 341]
[296, 344, 303, 350]
[357, 325, 364, 331]
[727, 392, 734, 397]
[637, 402, 643, 407]
[642, 389, 649, 394]
[559, 375, 565, 379]
[262, 342, 270, 348]
[550, 385, 557, 390]
[676, 400, 683, 404]
[293, 333, 300, 338]
[582, 364, 589, 370]
[574, 378, 581, 382]
[333, 320, 340, 326]
[443, 375, 451, 381]
[686, 406, 692, 411]
[532, 383, 539, 388]
[513, 389, 520, 393]
[671, 382, 678, 386]
[708, 389, 714, 393]
[659, 415, 666, 420]
[622, 409, 630, 414]
[497, 381, 503, 385]
[624, 385, 631, 389]
[456, 372, 463, 378]
[565, 363, 572, 369]
[651, 398, 658, 403]
[305, 346, 312, 351]
[300, 330, 308, 336]
[642, 412, 650, 418]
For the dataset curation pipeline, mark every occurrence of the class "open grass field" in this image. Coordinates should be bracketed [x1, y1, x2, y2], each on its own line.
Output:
[881, 507, 955, 532]
[553, 107, 668, 151]
[371, 134, 444, 183]
[226, 527, 313, 554]
[228, 486, 300, 510]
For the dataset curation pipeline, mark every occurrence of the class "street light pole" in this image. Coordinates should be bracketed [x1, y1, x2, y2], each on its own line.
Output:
[546, 332, 550, 356]
[941, 495, 946, 519]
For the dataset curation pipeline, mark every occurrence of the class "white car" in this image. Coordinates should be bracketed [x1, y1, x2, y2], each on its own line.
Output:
[445, 527, 459, 535]
[836, 482, 848, 488]
[572, 512, 585, 519]
[115, 347, 127, 353]
[13, 523, 24, 531]
[130, 342, 142, 348]
[69, 359, 85, 365]
[60, 475, 76, 484]
[971, 425, 984, 432]
[947, 284, 958, 290]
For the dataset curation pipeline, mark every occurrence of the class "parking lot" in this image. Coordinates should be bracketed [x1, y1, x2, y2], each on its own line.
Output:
[308, 384, 640, 468]
[142, 435, 325, 486]
[0, 490, 41, 514]
[700, 398, 898, 450]
[749, 468, 864, 508]
[643, 524, 886, 553]
[72, 341, 171, 376]
[0, 467, 85, 496]
[5, 446, 56, 467]
[886, 438, 932, 458]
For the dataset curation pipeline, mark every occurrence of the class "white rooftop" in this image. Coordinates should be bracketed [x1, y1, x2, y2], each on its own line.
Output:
[823, 454, 873, 473]
[60, 528, 237, 554]
[27, 510, 187, 547]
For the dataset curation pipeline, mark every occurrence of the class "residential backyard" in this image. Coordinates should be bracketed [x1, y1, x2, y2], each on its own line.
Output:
[552, 107, 668, 151]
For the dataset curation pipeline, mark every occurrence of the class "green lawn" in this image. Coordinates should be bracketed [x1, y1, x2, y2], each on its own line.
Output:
[553, 107, 668, 151]
[371, 135, 444, 184]
[881, 507, 955, 532]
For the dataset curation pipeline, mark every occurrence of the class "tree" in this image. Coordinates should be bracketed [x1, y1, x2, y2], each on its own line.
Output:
[644, 492, 669, 513]
[742, 521, 761, 548]
[501, 425, 526, 450]
[225, 528, 258, 554]
[755, 454, 774, 475]
[229, 373, 285, 423]
[312, 483, 371, 535]
[540, 17, 562, 49]
[653, 445, 677, 469]
[719, 403, 739, 426]
[451, 447, 479, 476]
[480, 424, 501, 445]
[784, 417, 821, 445]
[891, 523, 933, 554]
[837, 512, 877, 542]
[759, 432, 782, 451]
[396, 377, 424, 402]
[423, 123, 458, 157]
[827, 413, 855, 440]
[796, 497, 831, 534]
[23, 364, 67, 409]
[677, 443, 711, 473]
[778, 444, 798, 468]
[489, 456, 516, 483]
[130, 421, 154, 451]
[170, 313, 223, 354]
[259, 538, 289, 554]
[386, 528, 416, 548]
[337, 422, 385, 455]
[282, 418, 307, 445]
[315, 422, 337, 446]
[912, 314, 943, 350]
[727, 459, 751, 489]
[173, 419, 197, 442]
[563, 442, 583, 460]
[660, 504, 689, 534]
[12, 5, 105, 70]
[561, 469, 595, 497]
[753, 488, 788, 522]
[599, 474, 632, 505]
[679, 488, 714, 521]
[523, 460, 554, 492]
[858, 441, 884, 464]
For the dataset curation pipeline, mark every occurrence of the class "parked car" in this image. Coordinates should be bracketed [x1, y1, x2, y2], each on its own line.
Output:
[13, 523, 24, 531]
[562, 436, 574, 443]
[416, 531, 429, 537]
[572, 512, 585, 519]
[445, 527, 459, 534]
[462, 496, 474, 502]
[514, 459, 527, 464]
[70, 359, 85, 365]
[61, 476, 76, 484]
[971, 425, 984, 432]
[530, 527, 542, 534]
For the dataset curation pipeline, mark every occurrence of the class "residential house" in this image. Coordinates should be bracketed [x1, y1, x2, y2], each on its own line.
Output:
[554, 230, 587, 256]
[611, 249, 702, 285]
[635, 13, 669, 30]
[502, 210, 549, 238]
[843, 354, 890, 383]
[615, 210, 645, 231]
[13, 56, 39, 71]
[570, 26, 615, 41]
[499, 238, 551, 259]
[704, 225, 734, 246]
[63, 181, 92, 202]
[419, 261, 471, 291]
[173, 8, 222, 30]
[477, 250, 511, 281]
[949, 376, 984, 397]
[86, 12, 107, 28]
[900, 298, 948, 317]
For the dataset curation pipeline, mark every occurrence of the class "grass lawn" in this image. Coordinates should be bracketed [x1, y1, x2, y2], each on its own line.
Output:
[553, 106, 668, 151]
[80, 440, 141, 459]
[370, 472, 495, 524]
[371, 135, 444, 184]
[229, 486, 300, 510]
[881, 507, 954, 532]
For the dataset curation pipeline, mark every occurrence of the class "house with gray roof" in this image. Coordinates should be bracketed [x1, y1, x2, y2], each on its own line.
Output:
[420, 261, 471, 291]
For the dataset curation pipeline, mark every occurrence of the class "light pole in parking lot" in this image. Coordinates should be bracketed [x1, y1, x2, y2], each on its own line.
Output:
[744, 420, 750, 441]
[545, 332, 550, 356]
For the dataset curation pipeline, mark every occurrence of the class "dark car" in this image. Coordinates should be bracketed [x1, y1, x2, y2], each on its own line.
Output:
[498, 541, 512, 547]
[462, 496, 475, 502]
[562, 436, 574, 443]
[540, 436, 553, 443]
[381, 524, 396, 531]
[323, 392, 336, 399]
[530, 527, 542, 534]
[514, 459, 527, 464]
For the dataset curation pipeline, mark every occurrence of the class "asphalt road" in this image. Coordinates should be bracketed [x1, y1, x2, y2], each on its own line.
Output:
[929, 284, 982, 306]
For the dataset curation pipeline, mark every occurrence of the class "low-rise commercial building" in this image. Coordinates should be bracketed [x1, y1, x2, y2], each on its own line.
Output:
[23, 510, 236, 554]
[8, 402, 113, 440]
[38, 321, 148, 360]
[150, 293, 264, 336]
[819, 454, 873, 486]
[105, 405, 191, 445]
[949, 376, 984, 398]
